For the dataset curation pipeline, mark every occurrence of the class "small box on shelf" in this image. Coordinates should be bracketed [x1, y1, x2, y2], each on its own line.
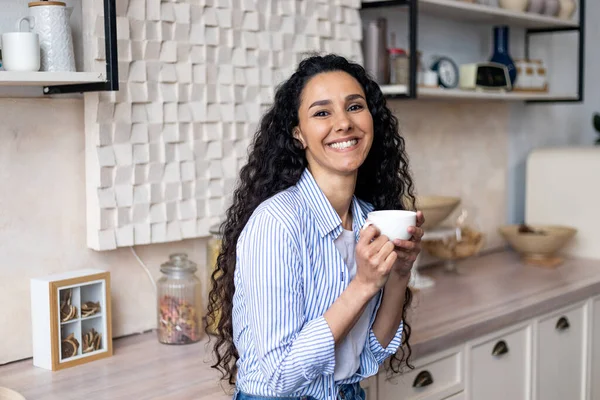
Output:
[30, 269, 112, 371]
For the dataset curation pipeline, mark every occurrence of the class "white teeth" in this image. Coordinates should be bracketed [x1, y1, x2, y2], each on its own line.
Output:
[328, 139, 358, 150]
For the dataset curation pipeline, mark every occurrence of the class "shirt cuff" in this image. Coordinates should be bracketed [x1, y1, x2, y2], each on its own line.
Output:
[295, 315, 336, 379]
[368, 320, 404, 365]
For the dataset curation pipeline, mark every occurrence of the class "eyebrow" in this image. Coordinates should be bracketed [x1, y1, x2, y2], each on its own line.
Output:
[308, 94, 365, 109]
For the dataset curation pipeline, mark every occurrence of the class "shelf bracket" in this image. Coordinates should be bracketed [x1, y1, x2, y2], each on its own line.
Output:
[43, 0, 119, 95]
[524, 0, 584, 104]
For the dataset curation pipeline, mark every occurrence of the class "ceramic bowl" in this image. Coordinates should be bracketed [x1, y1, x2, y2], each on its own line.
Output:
[498, 224, 577, 259]
[415, 195, 461, 230]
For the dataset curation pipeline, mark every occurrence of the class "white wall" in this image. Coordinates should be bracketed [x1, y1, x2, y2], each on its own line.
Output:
[507, 0, 598, 224]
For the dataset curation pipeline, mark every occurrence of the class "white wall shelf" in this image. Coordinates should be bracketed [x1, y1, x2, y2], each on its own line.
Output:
[0, 72, 105, 87]
[362, 0, 579, 29]
[380, 85, 579, 101]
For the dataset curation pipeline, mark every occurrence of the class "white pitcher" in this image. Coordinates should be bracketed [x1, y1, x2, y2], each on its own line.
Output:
[18, 1, 76, 72]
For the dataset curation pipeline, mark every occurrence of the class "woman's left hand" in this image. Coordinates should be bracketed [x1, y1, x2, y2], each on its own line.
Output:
[391, 211, 425, 278]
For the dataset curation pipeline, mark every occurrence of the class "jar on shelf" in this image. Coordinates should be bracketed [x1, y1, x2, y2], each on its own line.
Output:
[157, 253, 203, 345]
[389, 48, 410, 86]
[205, 223, 223, 336]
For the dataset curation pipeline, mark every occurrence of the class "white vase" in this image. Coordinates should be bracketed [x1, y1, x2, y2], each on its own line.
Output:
[498, 0, 528, 12]
[19, 1, 76, 72]
[558, 0, 576, 19]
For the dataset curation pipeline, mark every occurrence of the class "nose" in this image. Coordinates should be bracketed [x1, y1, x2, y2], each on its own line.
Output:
[335, 112, 353, 132]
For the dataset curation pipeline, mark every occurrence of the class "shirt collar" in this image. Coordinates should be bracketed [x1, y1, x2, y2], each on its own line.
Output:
[296, 168, 369, 239]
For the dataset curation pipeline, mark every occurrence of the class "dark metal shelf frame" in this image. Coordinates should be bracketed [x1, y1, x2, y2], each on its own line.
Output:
[362, 0, 418, 99]
[361, 0, 585, 104]
[525, 0, 585, 104]
[43, 0, 119, 95]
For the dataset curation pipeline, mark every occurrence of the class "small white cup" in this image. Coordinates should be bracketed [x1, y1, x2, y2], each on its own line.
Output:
[423, 70, 439, 87]
[363, 210, 417, 241]
[1, 31, 40, 72]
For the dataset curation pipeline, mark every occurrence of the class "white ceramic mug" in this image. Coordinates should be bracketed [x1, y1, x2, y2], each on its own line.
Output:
[423, 70, 439, 87]
[363, 210, 417, 241]
[1, 31, 40, 72]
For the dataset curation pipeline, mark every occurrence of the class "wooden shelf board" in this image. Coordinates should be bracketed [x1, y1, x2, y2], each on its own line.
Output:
[363, 0, 579, 29]
[379, 84, 578, 101]
[0, 71, 105, 86]
[418, 87, 578, 101]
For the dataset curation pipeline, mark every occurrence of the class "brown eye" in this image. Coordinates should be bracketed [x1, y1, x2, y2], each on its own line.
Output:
[348, 104, 363, 112]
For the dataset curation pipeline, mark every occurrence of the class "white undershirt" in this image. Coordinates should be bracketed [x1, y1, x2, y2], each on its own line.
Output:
[333, 228, 377, 381]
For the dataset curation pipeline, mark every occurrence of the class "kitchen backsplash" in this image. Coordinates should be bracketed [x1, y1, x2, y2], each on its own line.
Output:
[390, 99, 509, 254]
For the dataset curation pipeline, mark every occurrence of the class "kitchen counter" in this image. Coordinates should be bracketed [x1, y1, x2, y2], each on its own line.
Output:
[2, 250, 600, 399]
[409, 250, 600, 358]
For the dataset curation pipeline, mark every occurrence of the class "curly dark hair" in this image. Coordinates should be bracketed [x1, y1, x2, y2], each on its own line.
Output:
[205, 53, 417, 386]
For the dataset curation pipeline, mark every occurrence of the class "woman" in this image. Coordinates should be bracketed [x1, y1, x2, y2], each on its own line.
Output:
[206, 54, 424, 400]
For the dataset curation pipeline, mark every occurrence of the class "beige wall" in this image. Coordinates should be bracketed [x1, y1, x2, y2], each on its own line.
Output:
[0, 98, 209, 364]
[0, 97, 508, 364]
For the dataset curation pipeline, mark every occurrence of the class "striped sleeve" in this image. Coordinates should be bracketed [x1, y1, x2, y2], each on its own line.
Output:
[368, 320, 404, 365]
[238, 209, 336, 395]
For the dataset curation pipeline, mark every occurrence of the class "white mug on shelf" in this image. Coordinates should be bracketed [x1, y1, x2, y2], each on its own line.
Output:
[1, 18, 40, 72]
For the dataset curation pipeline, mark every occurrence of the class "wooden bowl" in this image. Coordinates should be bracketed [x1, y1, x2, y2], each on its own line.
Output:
[423, 226, 485, 260]
[498, 224, 577, 260]
[416, 195, 461, 230]
[0, 387, 26, 400]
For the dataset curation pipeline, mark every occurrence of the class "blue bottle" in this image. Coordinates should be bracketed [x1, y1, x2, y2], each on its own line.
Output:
[490, 25, 517, 87]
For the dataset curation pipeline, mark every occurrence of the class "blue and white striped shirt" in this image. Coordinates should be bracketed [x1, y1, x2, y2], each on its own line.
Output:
[232, 168, 404, 399]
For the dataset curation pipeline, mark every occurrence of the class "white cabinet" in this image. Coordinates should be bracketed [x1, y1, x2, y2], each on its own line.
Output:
[468, 324, 532, 400]
[444, 393, 465, 400]
[378, 346, 464, 400]
[361, 375, 377, 400]
[591, 297, 600, 400]
[535, 302, 587, 400]
[376, 295, 598, 400]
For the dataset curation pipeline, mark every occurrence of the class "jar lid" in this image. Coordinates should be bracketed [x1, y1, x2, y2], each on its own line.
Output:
[29, 1, 66, 7]
[160, 253, 197, 274]
[389, 48, 407, 55]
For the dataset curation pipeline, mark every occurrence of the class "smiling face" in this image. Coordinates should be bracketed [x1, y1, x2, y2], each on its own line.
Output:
[294, 70, 374, 179]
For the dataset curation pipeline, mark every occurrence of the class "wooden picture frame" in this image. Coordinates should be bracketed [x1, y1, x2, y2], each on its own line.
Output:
[31, 269, 113, 371]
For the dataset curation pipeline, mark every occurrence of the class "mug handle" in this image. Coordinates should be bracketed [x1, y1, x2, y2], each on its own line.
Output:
[362, 220, 377, 231]
[17, 16, 35, 32]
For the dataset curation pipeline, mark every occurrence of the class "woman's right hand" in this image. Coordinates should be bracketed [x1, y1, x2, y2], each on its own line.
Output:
[354, 225, 398, 295]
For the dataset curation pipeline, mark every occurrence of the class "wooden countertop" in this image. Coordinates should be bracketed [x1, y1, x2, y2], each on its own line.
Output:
[2, 250, 600, 399]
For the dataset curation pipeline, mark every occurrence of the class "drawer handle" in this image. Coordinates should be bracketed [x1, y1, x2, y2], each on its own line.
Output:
[492, 340, 509, 357]
[556, 316, 570, 331]
[412, 370, 434, 388]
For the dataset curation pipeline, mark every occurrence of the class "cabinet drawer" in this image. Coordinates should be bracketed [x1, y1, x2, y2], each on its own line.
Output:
[443, 393, 464, 400]
[469, 324, 531, 400]
[378, 347, 463, 400]
[592, 297, 600, 400]
[536, 303, 586, 400]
